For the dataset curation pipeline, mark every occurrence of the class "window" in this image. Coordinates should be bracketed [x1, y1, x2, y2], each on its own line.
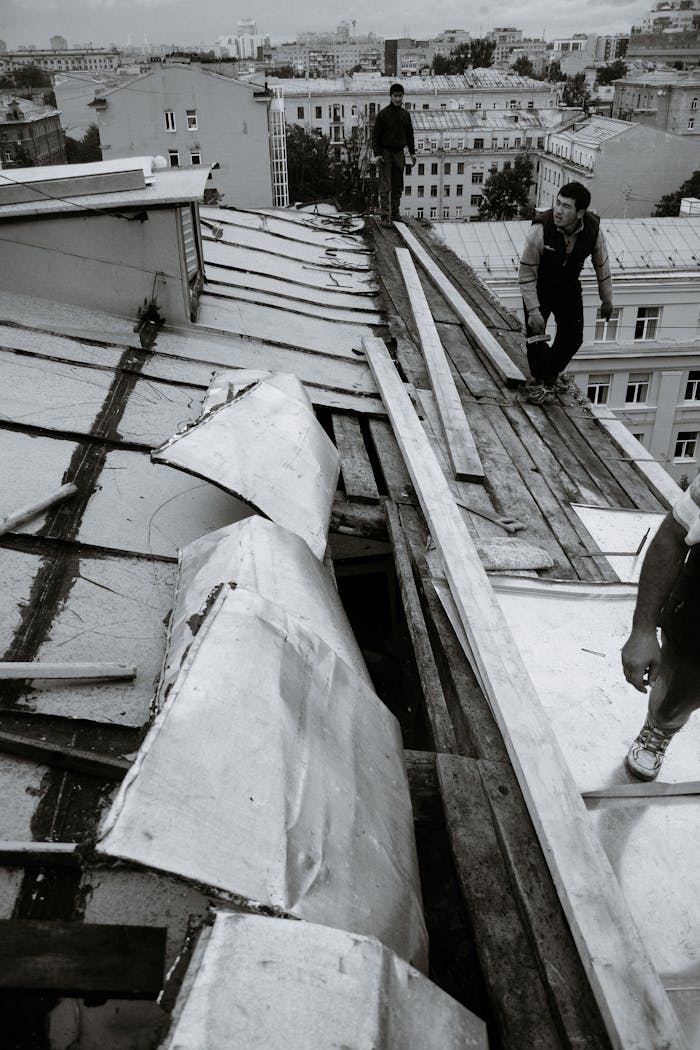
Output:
[416, 139, 425, 151]
[457, 162, 464, 174]
[475, 101, 482, 110]
[674, 431, 698, 459]
[470, 194, 481, 206]
[165, 110, 176, 132]
[456, 138, 464, 149]
[186, 109, 198, 130]
[430, 206, 437, 218]
[417, 185, 425, 197]
[456, 184, 463, 196]
[404, 185, 412, 196]
[444, 185, 450, 197]
[442, 207, 449, 218]
[473, 138, 484, 150]
[472, 171, 483, 184]
[430, 185, 438, 197]
[417, 162, 425, 175]
[455, 205, 463, 218]
[431, 162, 438, 175]
[444, 137, 451, 149]
[625, 372, 650, 404]
[685, 370, 700, 401]
[632, 433, 646, 446]
[635, 306, 660, 340]
[692, 97, 698, 109]
[444, 162, 451, 174]
[537, 137, 544, 148]
[430, 139, 438, 150]
[594, 306, 621, 342]
[417, 207, 424, 218]
[514, 137, 521, 148]
[190, 151, 201, 165]
[168, 149, 180, 167]
[297, 106, 305, 119]
[422, 103, 430, 110]
[688, 118, 695, 130]
[315, 106, 322, 118]
[587, 374, 611, 405]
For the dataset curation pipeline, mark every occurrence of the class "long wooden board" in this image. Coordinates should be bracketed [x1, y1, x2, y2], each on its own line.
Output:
[393, 224, 527, 386]
[0, 920, 166, 997]
[362, 334, 688, 1050]
[395, 248, 484, 483]
[592, 406, 680, 510]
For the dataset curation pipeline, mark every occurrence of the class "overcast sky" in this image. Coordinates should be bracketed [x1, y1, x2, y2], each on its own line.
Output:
[3, 0, 649, 50]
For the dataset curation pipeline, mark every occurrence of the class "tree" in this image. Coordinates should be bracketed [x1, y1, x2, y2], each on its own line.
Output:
[512, 56, 535, 78]
[547, 60, 565, 83]
[476, 154, 535, 221]
[561, 72, 590, 109]
[285, 124, 362, 209]
[654, 170, 700, 216]
[5, 144, 36, 168]
[0, 63, 52, 93]
[432, 38, 494, 74]
[595, 59, 627, 86]
[65, 123, 102, 164]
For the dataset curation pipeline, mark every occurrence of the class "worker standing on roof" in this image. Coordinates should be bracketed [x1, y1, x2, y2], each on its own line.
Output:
[518, 182, 614, 405]
[370, 83, 416, 229]
[621, 473, 700, 780]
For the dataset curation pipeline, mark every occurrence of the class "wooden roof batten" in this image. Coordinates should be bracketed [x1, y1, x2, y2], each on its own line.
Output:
[363, 334, 688, 1050]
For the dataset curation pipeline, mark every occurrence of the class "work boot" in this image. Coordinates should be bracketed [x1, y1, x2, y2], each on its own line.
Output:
[625, 718, 679, 781]
[525, 380, 554, 405]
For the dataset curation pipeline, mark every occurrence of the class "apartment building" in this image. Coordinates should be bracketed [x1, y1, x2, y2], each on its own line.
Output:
[549, 34, 598, 75]
[267, 71, 558, 149]
[612, 70, 700, 136]
[92, 61, 275, 207]
[0, 47, 122, 75]
[640, 0, 700, 32]
[488, 28, 524, 66]
[0, 94, 66, 166]
[432, 216, 700, 481]
[270, 40, 384, 77]
[536, 114, 700, 217]
[626, 28, 700, 67]
[399, 109, 568, 220]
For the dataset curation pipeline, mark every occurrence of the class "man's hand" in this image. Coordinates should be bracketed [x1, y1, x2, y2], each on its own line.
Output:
[410, 154, 416, 166]
[621, 628, 661, 692]
[371, 153, 383, 164]
[600, 300, 614, 321]
[527, 308, 546, 336]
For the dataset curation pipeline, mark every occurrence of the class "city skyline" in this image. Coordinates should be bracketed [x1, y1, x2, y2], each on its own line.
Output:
[4, 0, 651, 51]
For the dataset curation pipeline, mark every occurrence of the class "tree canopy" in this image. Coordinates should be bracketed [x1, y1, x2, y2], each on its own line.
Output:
[65, 124, 102, 165]
[0, 63, 52, 93]
[561, 72, 590, 109]
[285, 124, 362, 210]
[476, 154, 535, 221]
[512, 56, 535, 78]
[432, 38, 495, 75]
[654, 170, 700, 216]
[595, 59, 627, 86]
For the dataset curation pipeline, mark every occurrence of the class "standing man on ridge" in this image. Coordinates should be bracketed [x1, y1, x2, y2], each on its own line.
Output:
[371, 82, 415, 228]
[518, 181, 614, 405]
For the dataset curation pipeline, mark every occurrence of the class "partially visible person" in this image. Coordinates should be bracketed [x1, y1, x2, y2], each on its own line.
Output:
[518, 182, 613, 405]
[621, 473, 700, 780]
[370, 83, 415, 227]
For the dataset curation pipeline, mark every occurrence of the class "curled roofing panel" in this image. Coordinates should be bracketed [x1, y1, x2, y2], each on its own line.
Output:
[98, 586, 428, 969]
[201, 206, 367, 251]
[162, 912, 487, 1050]
[152, 374, 340, 560]
[157, 515, 372, 706]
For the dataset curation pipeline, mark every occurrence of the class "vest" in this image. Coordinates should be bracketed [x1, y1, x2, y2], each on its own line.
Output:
[532, 209, 600, 292]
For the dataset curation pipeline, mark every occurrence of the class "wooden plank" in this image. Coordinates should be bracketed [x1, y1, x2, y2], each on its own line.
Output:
[385, 500, 456, 754]
[0, 920, 166, 997]
[0, 731, 131, 780]
[0, 662, 136, 681]
[363, 334, 688, 1050]
[0, 841, 80, 867]
[367, 417, 415, 503]
[0, 483, 78, 537]
[395, 248, 485, 483]
[394, 223, 527, 386]
[436, 322, 502, 402]
[478, 760, 613, 1050]
[331, 411, 380, 503]
[436, 753, 566, 1050]
[592, 406, 680, 510]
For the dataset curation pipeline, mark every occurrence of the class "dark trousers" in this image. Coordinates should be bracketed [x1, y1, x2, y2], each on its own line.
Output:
[648, 634, 700, 732]
[523, 283, 584, 383]
[378, 149, 405, 219]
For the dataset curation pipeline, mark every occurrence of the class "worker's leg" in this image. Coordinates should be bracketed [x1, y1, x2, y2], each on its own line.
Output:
[378, 151, 392, 221]
[548, 286, 584, 379]
[523, 300, 553, 381]
[390, 155, 404, 220]
[648, 635, 700, 731]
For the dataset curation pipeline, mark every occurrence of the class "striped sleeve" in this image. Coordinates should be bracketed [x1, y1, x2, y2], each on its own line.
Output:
[518, 224, 543, 313]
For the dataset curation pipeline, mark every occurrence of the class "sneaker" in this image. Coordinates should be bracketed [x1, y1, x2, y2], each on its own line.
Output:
[552, 373, 571, 394]
[380, 218, 393, 229]
[625, 718, 678, 781]
[525, 381, 555, 405]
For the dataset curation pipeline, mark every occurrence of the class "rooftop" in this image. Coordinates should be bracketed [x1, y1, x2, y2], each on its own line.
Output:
[264, 71, 556, 96]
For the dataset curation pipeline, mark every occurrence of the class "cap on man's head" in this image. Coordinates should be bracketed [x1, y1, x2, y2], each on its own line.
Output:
[389, 83, 404, 95]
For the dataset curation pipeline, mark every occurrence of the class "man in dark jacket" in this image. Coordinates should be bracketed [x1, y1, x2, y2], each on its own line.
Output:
[371, 83, 415, 227]
[518, 181, 613, 404]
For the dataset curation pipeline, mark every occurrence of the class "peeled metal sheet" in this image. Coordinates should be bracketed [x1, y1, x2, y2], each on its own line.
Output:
[152, 376, 340, 560]
[157, 515, 372, 706]
[162, 912, 487, 1050]
[98, 586, 428, 970]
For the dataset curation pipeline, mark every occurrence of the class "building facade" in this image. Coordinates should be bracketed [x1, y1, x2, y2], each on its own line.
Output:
[612, 70, 700, 136]
[625, 28, 700, 67]
[0, 48, 122, 74]
[92, 62, 274, 208]
[432, 216, 700, 481]
[536, 114, 700, 218]
[0, 95, 66, 166]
